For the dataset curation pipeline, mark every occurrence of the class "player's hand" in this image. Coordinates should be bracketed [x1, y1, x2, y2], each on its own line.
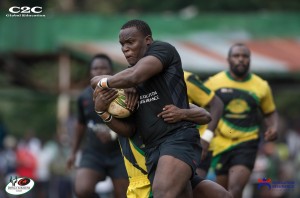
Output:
[200, 139, 209, 161]
[264, 127, 278, 141]
[124, 87, 139, 111]
[94, 88, 118, 112]
[157, 104, 184, 123]
[66, 153, 76, 170]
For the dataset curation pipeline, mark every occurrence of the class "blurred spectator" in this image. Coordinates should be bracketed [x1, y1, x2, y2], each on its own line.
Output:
[286, 120, 300, 159]
[0, 116, 7, 151]
[35, 138, 57, 198]
[49, 133, 73, 198]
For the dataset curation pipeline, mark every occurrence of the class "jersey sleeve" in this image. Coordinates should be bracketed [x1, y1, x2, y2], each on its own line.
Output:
[260, 81, 276, 114]
[185, 73, 215, 107]
[145, 42, 175, 69]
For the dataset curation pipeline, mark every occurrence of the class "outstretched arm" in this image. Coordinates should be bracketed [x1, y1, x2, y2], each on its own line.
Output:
[157, 104, 211, 124]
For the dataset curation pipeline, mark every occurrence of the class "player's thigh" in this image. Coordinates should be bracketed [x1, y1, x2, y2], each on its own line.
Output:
[75, 168, 105, 193]
[228, 165, 251, 191]
[153, 155, 192, 192]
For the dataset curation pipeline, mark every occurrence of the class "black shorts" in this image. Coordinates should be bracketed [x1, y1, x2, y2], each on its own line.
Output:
[79, 149, 128, 179]
[145, 127, 202, 184]
[198, 151, 213, 173]
[213, 139, 259, 175]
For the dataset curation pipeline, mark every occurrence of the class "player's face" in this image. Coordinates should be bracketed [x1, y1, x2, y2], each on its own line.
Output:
[119, 27, 151, 66]
[228, 46, 250, 78]
[90, 58, 112, 77]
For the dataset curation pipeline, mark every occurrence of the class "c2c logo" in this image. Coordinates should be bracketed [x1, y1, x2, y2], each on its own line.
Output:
[9, 6, 42, 14]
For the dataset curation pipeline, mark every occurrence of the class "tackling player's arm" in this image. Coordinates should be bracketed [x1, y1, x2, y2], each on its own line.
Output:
[157, 104, 211, 124]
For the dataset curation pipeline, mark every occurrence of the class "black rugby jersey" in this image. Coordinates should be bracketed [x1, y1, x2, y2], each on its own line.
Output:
[77, 86, 121, 155]
[134, 41, 195, 147]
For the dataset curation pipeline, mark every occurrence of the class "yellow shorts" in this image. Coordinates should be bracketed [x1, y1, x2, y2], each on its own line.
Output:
[127, 175, 152, 198]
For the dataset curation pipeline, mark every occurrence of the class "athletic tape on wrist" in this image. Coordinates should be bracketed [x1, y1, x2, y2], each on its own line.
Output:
[201, 129, 214, 143]
[103, 114, 112, 122]
[95, 110, 105, 115]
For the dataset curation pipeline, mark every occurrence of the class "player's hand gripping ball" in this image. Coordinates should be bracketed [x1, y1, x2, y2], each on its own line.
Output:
[107, 89, 131, 118]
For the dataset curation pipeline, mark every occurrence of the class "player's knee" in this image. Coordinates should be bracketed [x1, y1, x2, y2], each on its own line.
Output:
[75, 185, 95, 198]
[220, 190, 233, 198]
[228, 184, 244, 197]
[152, 182, 170, 198]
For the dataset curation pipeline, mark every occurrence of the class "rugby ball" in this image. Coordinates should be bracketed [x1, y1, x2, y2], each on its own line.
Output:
[107, 89, 131, 118]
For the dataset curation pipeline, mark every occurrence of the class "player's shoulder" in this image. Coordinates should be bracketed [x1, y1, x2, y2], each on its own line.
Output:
[151, 40, 174, 49]
[250, 73, 269, 86]
[207, 71, 226, 81]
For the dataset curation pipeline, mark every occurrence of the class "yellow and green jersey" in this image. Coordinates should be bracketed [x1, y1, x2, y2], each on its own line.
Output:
[204, 71, 276, 156]
[184, 71, 215, 136]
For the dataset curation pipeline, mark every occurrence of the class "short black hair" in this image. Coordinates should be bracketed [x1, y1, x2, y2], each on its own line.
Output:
[89, 54, 113, 70]
[228, 43, 250, 57]
[121, 19, 152, 37]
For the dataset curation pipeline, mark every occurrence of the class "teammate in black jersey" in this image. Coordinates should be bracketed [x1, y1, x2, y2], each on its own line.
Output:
[67, 54, 128, 198]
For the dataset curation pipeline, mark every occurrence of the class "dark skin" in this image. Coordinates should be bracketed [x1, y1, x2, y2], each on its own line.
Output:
[216, 45, 279, 198]
[91, 26, 198, 198]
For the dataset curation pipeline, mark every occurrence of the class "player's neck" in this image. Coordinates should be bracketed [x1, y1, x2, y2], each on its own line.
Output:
[229, 71, 249, 81]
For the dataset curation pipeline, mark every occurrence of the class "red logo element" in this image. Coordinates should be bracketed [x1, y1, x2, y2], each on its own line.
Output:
[18, 178, 30, 186]
[258, 178, 272, 183]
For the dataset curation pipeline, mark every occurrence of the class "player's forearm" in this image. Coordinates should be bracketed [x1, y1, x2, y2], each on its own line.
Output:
[184, 104, 211, 124]
[91, 68, 139, 89]
[71, 123, 85, 154]
[264, 110, 279, 131]
[206, 96, 223, 132]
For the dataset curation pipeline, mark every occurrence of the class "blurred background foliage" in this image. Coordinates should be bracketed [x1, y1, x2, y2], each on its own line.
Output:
[0, 0, 300, 139]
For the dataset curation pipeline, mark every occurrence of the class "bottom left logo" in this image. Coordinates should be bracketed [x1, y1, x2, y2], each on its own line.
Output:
[5, 176, 35, 195]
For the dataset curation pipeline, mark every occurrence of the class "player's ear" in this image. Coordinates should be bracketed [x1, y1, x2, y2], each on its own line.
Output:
[145, 35, 153, 45]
